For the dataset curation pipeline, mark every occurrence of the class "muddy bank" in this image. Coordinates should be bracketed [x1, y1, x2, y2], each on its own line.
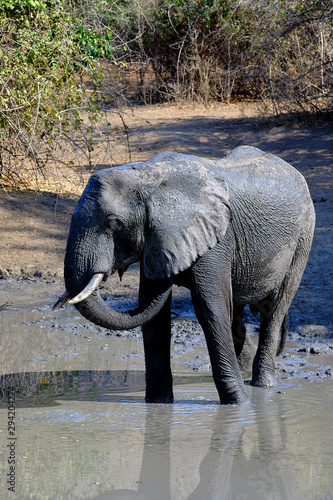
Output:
[1, 274, 332, 395]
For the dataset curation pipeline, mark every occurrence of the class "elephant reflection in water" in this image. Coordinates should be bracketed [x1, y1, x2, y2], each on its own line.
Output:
[187, 396, 303, 500]
[94, 393, 304, 500]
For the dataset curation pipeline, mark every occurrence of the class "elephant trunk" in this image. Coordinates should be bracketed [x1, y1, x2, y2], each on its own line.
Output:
[63, 241, 172, 331]
[70, 282, 172, 331]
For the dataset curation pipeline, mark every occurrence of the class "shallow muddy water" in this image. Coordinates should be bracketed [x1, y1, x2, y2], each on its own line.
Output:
[0, 278, 333, 499]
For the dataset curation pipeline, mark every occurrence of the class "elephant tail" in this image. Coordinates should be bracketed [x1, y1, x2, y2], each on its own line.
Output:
[276, 313, 288, 356]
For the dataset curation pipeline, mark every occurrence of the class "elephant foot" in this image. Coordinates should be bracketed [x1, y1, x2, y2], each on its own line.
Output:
[145, 370, 173, 403]
[217, 384, 250, 405]
[219, 394, 250, 405]
[251, 370, 277, 387]
[145, 394, 174, 404]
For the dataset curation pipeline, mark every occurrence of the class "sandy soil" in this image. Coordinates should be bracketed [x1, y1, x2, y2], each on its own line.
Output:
[0, 102, 332, 334]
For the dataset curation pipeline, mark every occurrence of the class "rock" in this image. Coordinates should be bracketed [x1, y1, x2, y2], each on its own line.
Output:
[310, 346, 321, 354]
[298, 347, 308, 353]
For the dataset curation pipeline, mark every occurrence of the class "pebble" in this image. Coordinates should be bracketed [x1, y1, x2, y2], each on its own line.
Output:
[310, 347, 321, 354]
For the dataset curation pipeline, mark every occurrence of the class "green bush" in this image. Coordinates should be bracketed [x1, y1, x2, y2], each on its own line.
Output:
[0, 0, 114, 190]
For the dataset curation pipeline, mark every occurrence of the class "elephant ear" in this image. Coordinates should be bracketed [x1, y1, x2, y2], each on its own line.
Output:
[143, 156, 231, 279]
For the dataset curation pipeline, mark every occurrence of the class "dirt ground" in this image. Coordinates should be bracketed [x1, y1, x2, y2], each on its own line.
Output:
[0, 102, 332, 332]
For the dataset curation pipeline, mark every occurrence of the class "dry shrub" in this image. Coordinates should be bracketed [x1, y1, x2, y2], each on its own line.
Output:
[106, 0, 332, 115]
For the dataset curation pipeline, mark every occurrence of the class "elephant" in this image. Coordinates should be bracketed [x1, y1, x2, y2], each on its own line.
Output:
[53, 146, 315, 405]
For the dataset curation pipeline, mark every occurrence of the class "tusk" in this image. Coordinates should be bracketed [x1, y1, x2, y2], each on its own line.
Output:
[52, 291, 70, 311]
[69, 273, 104, 305]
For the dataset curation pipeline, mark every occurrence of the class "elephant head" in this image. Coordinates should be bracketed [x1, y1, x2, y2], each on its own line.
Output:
[54, 151, 231, 330]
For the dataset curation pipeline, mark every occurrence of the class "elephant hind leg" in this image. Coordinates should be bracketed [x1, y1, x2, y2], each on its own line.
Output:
[232, 304, 256, 380]
[252, 233, 312, 387]
[251, 295, 278, 387]
[277, 312, 288, 356]
[232, 304, 246, 357]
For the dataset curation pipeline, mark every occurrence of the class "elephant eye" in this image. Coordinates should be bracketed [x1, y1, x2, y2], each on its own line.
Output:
[105, 215, 123, 231]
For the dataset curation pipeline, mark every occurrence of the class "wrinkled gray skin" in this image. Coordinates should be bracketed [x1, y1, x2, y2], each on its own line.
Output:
[63, 146, 315, 405]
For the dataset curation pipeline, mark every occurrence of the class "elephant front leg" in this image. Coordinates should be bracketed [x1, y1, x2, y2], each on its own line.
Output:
[192, 292, 250, 404]
[190, 255, 250, 405]
[139, 272, 174, 403]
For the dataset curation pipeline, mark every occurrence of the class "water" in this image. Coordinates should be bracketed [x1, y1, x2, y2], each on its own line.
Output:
[0, 279, 332, 499]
